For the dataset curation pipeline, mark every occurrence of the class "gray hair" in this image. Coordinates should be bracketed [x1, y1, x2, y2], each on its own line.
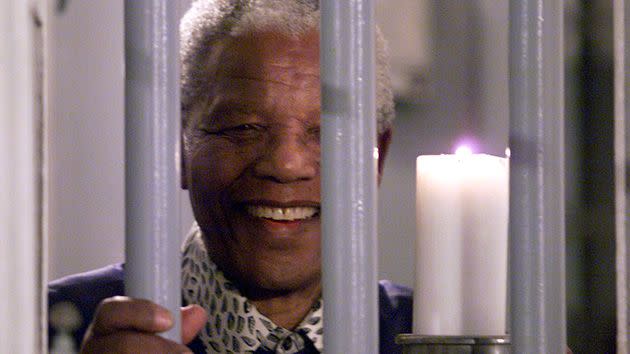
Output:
[180, 0, 395, 136]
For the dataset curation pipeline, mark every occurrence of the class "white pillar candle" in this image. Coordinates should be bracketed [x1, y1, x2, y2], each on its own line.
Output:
[414, 151, 509, 335]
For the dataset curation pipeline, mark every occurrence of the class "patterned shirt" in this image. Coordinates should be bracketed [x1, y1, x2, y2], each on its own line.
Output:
[181, 225, 324, 353]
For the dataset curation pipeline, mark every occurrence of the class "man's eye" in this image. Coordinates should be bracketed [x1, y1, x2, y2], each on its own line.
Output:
[198, 123, 263, 135]
[215, 123, 266, 138]
[227, 124, 261, 132]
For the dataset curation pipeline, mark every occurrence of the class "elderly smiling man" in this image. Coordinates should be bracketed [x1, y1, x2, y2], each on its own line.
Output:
[48, 0, 410, 353]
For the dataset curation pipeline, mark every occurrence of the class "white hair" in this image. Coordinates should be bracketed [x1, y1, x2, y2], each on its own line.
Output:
[180, 0, 395, 135]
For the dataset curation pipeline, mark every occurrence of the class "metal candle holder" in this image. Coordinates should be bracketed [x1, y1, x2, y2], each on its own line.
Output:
[396, 334, 510, 354]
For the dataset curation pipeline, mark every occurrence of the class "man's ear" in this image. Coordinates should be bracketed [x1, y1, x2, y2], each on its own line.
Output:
[377, 127, 392, 185]
[181, 130, 188, 190]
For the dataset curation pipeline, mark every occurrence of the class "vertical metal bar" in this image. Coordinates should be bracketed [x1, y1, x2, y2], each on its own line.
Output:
[508, 0, 566, 353]
[614, 0, 629, 351]
[124, 0, 181, 341]
[0, 0, 39, 352]
[320, 1, 379, 353]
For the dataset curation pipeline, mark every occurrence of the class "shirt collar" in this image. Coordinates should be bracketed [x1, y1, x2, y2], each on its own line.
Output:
[181, 225, 324, 353]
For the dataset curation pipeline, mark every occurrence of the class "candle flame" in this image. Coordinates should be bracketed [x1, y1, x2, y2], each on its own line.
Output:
[455, 146, 473, 156]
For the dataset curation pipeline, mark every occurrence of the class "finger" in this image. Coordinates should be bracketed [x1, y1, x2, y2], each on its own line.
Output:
[81, 330, 192, 354]
[91, 296, 173, 336]
[181, 304, 208, 344]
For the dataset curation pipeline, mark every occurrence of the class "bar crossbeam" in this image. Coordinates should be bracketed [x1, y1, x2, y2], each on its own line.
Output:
[124, 0, 181, 341]
[508, 0, 566, 353]
[320, 1, 379, 353]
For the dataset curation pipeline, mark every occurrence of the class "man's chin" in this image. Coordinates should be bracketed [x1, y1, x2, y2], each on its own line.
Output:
[235, 266, 322, 299]
[202, 225, 322, 296]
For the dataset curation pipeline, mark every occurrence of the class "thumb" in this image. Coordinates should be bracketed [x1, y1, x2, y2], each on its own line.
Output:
[181, 304, 208, 344]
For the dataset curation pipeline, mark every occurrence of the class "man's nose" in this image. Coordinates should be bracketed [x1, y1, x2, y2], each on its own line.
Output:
[253, 134, 318, 183]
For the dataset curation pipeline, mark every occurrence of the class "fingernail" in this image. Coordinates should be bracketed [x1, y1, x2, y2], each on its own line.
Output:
[155, 309, 173, 327]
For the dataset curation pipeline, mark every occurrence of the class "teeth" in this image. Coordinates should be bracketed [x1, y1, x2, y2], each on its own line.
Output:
[245, 205, 319, 221]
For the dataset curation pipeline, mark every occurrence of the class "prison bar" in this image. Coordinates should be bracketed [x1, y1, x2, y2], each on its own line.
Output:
[320, 1, 379, 353]
[508, 0, 566, 353]
[124, 0, 181, 341]
[614, 0, 629, 351]
[0, 0, 39, 352]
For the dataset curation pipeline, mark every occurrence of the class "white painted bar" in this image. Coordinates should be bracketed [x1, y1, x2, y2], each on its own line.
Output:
[508, 0, 566, 353]
[614, 0, 629, 351]
[0, 0, 39, 352]
[320, 1, 379, 353]
[124, 0, 181, 341]
[509, 0, 566, 353]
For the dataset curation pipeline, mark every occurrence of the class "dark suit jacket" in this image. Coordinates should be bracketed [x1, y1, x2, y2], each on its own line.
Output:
[49, 263, 412, 353]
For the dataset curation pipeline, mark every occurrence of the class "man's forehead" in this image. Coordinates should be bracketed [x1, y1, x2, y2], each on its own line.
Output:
[206, 84, 321, 118]
[211, 30, 320, 79]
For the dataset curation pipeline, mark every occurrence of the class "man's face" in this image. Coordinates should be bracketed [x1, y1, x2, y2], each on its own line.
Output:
[183, 30, 322, 295]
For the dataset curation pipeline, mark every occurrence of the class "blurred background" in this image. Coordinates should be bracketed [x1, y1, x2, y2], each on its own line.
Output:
[45, 1, 621, 352]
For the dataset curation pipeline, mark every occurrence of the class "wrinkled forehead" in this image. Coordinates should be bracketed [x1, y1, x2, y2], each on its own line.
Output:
[209, 30, 320, 83]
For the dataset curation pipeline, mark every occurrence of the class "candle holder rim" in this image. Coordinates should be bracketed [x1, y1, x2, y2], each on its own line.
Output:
[395, 334, 510, 346]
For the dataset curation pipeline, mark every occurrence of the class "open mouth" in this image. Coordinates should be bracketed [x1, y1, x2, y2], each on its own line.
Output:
[245, 205, 320, 221]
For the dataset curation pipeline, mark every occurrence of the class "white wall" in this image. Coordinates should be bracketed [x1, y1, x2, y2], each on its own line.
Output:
[47, 0, 125, 279]
[47, 0, 194, 280]
[377, 0, 509, 286]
